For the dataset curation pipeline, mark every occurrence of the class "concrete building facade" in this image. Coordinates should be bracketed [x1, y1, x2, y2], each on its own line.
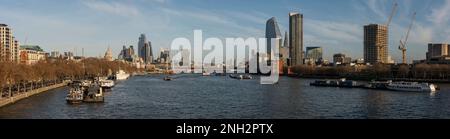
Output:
[0, 24, 20, 62]
[364, 24, 388, 64]
[289, 12, 304, 66]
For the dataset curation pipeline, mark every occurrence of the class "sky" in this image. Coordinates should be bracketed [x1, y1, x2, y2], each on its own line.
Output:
[0, 0, 449, 62]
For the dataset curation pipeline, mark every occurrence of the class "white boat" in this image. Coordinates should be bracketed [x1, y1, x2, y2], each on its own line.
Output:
[66, 87, 84, 104]
[386, 81, 436, 92]
[115, 70, 130, 80]
[99, 80, 115, 88]
[202, 72, 211, 76]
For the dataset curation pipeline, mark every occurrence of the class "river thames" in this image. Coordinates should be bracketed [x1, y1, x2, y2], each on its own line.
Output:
[0, 74, 449, 119]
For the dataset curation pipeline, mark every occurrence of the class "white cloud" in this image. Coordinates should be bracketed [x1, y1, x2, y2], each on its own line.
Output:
[305, 19, 361, 44]
[82, 0, 140, 17]
[427, 0, 450, 26]
[159, 7, 264, 37]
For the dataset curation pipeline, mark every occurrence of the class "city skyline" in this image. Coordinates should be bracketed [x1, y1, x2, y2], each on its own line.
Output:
[0, 0, 450, 62]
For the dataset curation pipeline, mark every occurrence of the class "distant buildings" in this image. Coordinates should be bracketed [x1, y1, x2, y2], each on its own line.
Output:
[280, 31, 290, 67]
[333, 53, 351, 65]
[138, 34, 153, 64]
[119, 45, 139, 62]
[19, 45, 46, 65]
[157, 48, 170, 64]
[305, 46, 323, 62]
[426, 43, 450, 64]
[50, 51, 60, 58]
[0, 24, 20, 62]
[265, 17, 282, 63]
[104, 47, 113, 61]
[289, 12, 304, 66]
[364, 24, 388, 64]
[64, 51, 74, 60]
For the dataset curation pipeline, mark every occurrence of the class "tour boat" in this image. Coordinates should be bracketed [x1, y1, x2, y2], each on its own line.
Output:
[99, 79, 115, 89]
[66, 87, 84, 104]
[386, 81, 437, 92]
[115, 70, 130, 80]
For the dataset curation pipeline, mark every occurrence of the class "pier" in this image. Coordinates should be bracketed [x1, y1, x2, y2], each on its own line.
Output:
[0, 82, 68, 108]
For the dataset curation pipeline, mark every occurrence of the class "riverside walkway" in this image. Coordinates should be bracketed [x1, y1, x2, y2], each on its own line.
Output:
[0, 82, 67, 108]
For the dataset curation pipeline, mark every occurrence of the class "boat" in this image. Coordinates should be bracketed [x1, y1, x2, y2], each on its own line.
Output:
[83, 85, 104, 103]
[66, 86, 84, 104]
[202, 72, 211, 76]
[386, 81, 437, 92]
[163, 76, 172, 81]
[115, 70, 130, 80]
[81, 80, 92, 87]
[99, 79, 115, 89]
[365, 80, 392, 89]
[229, 74, 252, 80]
[310, 78, 359, 88]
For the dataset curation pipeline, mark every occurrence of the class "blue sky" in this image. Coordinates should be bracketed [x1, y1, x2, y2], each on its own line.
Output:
[0, 0, 449, 62]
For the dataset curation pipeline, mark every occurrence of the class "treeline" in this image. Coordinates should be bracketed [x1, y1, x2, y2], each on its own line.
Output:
[0, 58, 140, 98]
[290, 63, 450, 81]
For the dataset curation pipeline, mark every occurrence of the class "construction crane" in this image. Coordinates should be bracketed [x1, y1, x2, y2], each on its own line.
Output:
[376, 1, 397, 63]
[386, 1, 398, 27]
[398, 12, 416, 64]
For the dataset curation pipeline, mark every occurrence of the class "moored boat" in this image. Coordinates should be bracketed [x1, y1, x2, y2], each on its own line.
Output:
[310, 78, 358, 88]
[386, 81, 436, 92]
[115, 70, 130, 80]
[83, 85, 104, 103]
[99, 79, 115, 89]
[66, 87, 84, 104]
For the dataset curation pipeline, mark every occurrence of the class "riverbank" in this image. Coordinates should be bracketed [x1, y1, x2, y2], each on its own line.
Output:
[0, 82, 67, 108]
[287, 75, 450, 83]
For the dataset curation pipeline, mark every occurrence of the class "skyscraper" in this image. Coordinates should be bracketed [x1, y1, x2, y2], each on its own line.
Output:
[289, 12, 304, 66]
[148, 41, 153, 63]
[138, 34, 146, 59]
[266, 17, 282, 54]
[138, 34, 153, 64]
[283, 31, 289, 48]
[364, 24, 388, 64]
[280, 31, 290, 67]
[265, 17, 282, 63]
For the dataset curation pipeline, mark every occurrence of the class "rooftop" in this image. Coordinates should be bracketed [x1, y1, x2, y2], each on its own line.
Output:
[20, 45, 44, 52]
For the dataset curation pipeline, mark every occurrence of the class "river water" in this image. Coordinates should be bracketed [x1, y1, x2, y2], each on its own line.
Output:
[1, 74, 449, 119]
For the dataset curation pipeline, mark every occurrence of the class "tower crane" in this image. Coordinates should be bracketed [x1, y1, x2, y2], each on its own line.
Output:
[386, 2, 398, 27]
[376, 1, 397, 63]
[398, 12, 416, 64]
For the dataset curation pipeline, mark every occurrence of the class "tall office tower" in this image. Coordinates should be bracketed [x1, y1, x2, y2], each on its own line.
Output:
[283, 31, 289, 48]
[265, 17, 282, 63]
[0, 24, 20, 62]
[143, 42, 152, 64]
[364, 24, 388, 64]
[138, 34, 147, 60]
[138, 34, 154, 64]
[289, 12, 304, 66]
[147, 41, 153, 63]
